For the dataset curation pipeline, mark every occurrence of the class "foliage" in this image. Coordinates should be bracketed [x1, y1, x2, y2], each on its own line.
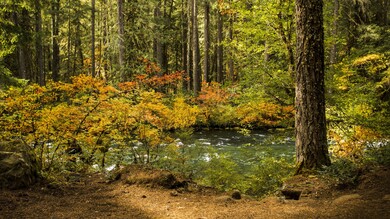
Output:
[320, 158, 361, 188]
[195, 82, 294, 128]
[236, 101, 294, 128]
[156, 138, 294, 197]
[0, 74, 197, 173]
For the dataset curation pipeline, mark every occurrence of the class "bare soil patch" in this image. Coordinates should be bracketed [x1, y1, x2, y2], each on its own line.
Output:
[1, 165, 389, 219]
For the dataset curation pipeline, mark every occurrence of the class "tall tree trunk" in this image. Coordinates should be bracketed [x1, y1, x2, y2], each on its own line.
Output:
[74, 20, 83, 76]
[187, 0, 193, 91]
[118, 0, 125, 81]
[52, 0, 60, 81]
[203, 0, 210, 83]
[216, 10, 224, 83]
[91, 0, 96, 77]
[102, 0, 108, 79]
[295, 0, 331, 172]
[276, 3, 295, 78]
[192, 0, 201, 94]
[330, 0, 339, 65]
[228, 14, 234, 82]
[181, 0, 188, 89]
[35, 0, 45, 85]
[66, 0, 72, 81]
[154, 1, 170, 75]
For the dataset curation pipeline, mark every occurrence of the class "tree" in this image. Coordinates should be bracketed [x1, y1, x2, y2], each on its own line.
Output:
[192, 0, 201, 94]
[51, 0, 60, 82]
[203, 0, 210, 83]
[216, 9, 224, 83]
[91, 0, 96, 77]
[186, 0, 193, 91]
[118, 0, 125, 81]
[295, 0, 331, 172]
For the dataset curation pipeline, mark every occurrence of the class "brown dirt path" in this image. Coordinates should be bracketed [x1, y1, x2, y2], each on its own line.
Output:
[1, 166, 389, 219]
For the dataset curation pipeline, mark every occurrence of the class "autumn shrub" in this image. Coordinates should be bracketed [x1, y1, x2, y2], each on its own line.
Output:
[326, 52, 390, 170]
[196, 82, 235, 127]
[195, 82, 294, 128]
[0, 74, 199, 176]
[236, 101, 294, 128]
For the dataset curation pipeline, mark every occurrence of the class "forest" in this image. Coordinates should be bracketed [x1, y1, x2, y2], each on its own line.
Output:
[0, 0, 389, 204]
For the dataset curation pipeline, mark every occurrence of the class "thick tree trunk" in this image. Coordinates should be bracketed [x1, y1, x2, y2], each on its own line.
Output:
[295, 0, 331, 172]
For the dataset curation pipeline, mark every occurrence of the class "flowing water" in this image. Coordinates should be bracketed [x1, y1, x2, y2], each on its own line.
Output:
[183, 129, 296, 169]
[102, 129, 296, 172]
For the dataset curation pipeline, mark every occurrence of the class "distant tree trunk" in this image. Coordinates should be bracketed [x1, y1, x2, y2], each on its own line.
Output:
[101, 0, 108, 79]
[276, 4, 295, 78]
[91, 0, 96, 77]
[74, 21, 83, 76]
[330, 0, 339, 65]
[35, 0, 45, 85]
[203, 0, 210, 82]
[228, 14, 234, 82]
[66, 0, 72, 81]
[187, 0, 193, 91]
[216, 10, 224, 83]
[192, 0, 201, 94]
[52, 0, 60, 81]
[181, 0, 188, 89]
[153, 1, 169, 75]
[295, 0, 331, 172]
[118, 0, 125, 81]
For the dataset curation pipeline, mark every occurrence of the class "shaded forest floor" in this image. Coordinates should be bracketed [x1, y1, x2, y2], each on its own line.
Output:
[1, 165, 389, 219]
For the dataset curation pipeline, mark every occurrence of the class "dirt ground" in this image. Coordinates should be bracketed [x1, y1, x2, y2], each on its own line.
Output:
[1, 165, 389, 219]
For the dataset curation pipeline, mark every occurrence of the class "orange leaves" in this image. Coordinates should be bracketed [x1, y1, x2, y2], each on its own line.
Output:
[197, 82, 232, 106]
[142, 58, 161, 74]
[137, 71, 185, 89]
[118, 81, 137, 92]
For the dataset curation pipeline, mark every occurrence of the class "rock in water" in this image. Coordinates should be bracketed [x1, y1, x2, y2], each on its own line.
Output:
[0, 140, 40, 189]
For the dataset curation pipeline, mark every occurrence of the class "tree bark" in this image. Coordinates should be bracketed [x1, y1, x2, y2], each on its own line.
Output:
[35, 0, 45, 85]
[203, 0, 210, 83]
[295, 0, 331, 172]
[228, 14, 234, 82]
[181, 0, 188, 89]
[91, 0, 96, 77]
[186, 0, 193, 91]
[192, 0, 201, 94]
[216, 10, 224, 83]
[52, 0, 60, 81]
[330, 0, 339, 65]
[117, 0, 125, 81]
